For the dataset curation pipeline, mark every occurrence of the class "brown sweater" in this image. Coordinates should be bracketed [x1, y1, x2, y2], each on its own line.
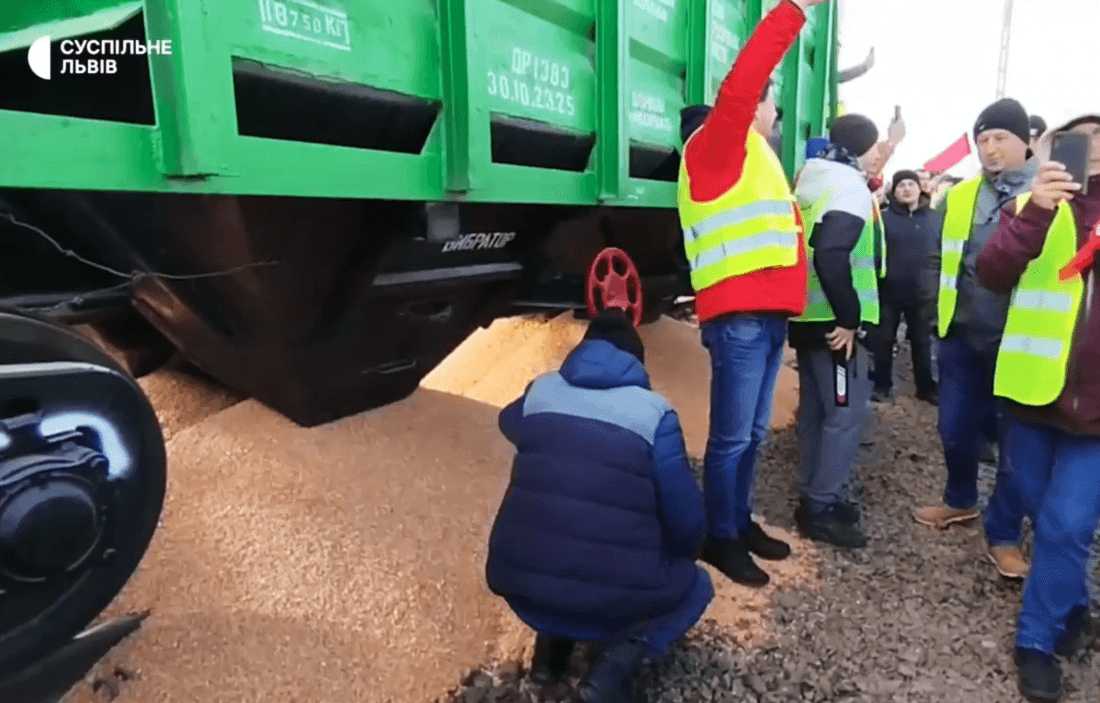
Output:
[977, 174, 1100, 437]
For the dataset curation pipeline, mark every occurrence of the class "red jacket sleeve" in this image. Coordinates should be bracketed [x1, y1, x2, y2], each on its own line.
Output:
[977, 199, 1056, 293]
[684, 0, 806, 203]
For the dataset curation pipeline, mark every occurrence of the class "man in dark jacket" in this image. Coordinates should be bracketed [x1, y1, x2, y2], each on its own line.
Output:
[485, 309, 714, 703]
[977, 114, 1100, 703]
[915, 98, 1037, 582]
[871, 170, 942, 403]
[788, 114, 883, 549]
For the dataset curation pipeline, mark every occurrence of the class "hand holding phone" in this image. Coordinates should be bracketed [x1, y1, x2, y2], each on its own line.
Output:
[888, 106, 906, 146]
[1031, 162, 1082, 210]
[1050, 131, 1091, 195]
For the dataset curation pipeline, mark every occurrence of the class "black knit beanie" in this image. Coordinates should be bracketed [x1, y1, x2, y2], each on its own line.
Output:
[974, 99, 1030, 146]
[680, 105, 711, 143]
[583, 308, 645, 364]
[680, 78, 773, 143]
[891, 169, 921, 195]
[829, 114, 879, 157]
[1029, 115, 1047, 138]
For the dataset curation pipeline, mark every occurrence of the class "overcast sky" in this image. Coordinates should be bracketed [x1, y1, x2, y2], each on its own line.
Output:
[836, 0, 1100, 178]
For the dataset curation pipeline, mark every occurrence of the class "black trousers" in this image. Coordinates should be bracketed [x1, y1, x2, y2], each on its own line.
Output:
[872, 295, 936, 393]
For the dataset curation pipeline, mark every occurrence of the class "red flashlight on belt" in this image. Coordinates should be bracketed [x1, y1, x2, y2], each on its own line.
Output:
[1059, 221, 1100, 281]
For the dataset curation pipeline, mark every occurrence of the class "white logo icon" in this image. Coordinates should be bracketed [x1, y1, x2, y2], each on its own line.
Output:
[28, 36, 51, 80]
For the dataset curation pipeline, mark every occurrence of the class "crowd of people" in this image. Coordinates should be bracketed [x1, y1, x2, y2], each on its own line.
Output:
[479, 0, 1100, 701]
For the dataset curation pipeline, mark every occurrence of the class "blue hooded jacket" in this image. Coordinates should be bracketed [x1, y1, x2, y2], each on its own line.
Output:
[485, 339, 711, 639]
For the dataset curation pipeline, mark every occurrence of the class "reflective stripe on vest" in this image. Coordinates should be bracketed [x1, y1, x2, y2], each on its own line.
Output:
[993, 193, 1085, 406]
[872, 199, 887, 278]
[677, 131, 802, 292]
[937, 176, 983, 338]
[794, 186, 880, 325]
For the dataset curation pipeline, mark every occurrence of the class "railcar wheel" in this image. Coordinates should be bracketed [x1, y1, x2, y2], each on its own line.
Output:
[585, 248, 644, 326]
[0, 308, 166, 678]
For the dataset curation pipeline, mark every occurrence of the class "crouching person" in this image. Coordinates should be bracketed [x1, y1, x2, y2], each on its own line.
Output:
[485, 309, 714, 703]
[978, 115, 1100, 703]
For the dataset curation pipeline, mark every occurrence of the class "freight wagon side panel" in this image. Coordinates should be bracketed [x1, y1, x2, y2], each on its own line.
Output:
[0, 0, 836, 201]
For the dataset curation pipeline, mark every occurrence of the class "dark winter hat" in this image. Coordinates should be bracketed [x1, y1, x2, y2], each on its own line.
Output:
[681, 105, 711, 143]
[829, 114, 879, 157]
[891, 169, 921, 195]
[973, 98, 1030, 147]
[1029, 115, 1048, 138]
[583, 308, 645, 363]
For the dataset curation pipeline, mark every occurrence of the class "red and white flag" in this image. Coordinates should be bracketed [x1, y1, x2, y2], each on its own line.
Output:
[924, 133, 972, 173]
[1059, 221, 1100, 281]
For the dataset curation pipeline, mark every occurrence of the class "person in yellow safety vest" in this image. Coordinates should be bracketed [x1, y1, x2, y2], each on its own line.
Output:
[787, 114, 883, 550]
[976, 114, 1100, 703]
[675, 0, 833, 590]
[913, 98, 1038, 581]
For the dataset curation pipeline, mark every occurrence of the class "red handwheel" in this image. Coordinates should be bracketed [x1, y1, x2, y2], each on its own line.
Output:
[586, 247, 644, 327]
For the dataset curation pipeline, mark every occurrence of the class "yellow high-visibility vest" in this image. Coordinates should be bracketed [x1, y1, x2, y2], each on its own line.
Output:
[936, 176, 983, 338]
[677, 130, 802, 292]
[794, 187, 881, 325]
[994, 193, 1086, 406]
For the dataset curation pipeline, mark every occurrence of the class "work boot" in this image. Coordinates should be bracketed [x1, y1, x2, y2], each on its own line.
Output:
[913, 503, 980, 529]
[1056, 606, 1095, 659]
[530, 634, 575, 686]
[700, 536, 769, 587]
[1015, 647, 1064, 702]
[744, 522, 790, 561]
[987, 544, 1028, 580]
[795, 503, 867, 548]
[574, 638, 648, 703]
[871, 387, 892, 403]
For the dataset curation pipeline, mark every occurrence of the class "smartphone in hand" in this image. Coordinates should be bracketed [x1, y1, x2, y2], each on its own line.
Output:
[1050, 131, 1091, 196]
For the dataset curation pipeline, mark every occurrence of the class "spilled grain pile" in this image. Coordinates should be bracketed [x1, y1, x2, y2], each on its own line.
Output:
[67, 313, 813, 703]
[422, 312, 800, 456]
[69, 390, 535, 703]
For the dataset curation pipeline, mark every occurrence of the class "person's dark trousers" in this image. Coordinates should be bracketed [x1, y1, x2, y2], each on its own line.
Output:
[517, 566, 714, 665]
[701, 314, 787, 540]
[937, 334, 1024, 545]
[1009, 416, 1100, 655]
[871, 291, 936, 394]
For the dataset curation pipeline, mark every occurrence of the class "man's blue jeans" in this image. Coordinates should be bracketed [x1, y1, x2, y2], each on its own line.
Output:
[937, 334, 1024, 545]
[700, 314, 787, 540]
[1009, 417, 1100, 654]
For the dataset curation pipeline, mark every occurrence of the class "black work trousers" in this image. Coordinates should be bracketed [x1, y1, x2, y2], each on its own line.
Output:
[872, 294, 936, 394]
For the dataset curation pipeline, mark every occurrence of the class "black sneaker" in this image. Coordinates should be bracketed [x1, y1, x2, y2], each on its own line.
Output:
[796, 503, 868, 548]
[915, 386, 938, 405]
[700, 536, 769, 587]
[744, 522, 791, 561]
[1016, 647, 1064, 702]
[575, 638, 648, 703]
[797, 497, 860, 526]
[1055, 606, 1094, 659]
[531, 634, 575, 685]
[871, 387, 891, 403]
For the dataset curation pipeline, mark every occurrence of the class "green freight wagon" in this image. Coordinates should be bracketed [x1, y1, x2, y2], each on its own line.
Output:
[0, 0, 838, 689]
[0, 0, 839, 426]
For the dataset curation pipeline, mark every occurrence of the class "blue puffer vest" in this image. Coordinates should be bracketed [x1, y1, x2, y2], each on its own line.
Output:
[485, 340, 700, 633]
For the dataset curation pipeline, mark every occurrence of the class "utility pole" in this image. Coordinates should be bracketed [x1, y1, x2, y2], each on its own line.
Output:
[995, 0, 1014, 99]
